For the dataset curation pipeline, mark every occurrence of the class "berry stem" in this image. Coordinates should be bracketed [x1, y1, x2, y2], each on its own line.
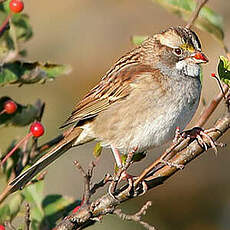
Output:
[1, 132, 33, 166]
[0, 109, 6, 115]
[212, 73, 227, 99]
[0, 13, 12, 37]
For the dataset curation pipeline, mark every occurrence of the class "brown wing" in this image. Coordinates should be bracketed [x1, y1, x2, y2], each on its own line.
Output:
[61, 50, 157, 128]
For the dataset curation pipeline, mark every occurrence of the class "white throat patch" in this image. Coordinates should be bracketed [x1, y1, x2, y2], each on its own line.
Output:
[176, 59, 200, 78]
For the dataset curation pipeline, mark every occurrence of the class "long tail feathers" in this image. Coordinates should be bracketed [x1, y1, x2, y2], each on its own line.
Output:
[9, 127, 82, 193]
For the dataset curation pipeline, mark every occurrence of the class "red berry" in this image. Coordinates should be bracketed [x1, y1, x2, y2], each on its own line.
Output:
[72, 205, 81, 213]
[9, 0, 24, 13]
[0, 225, 5, 230]
[3, 100, 17, 114]
[211, 73, 216, 77]
[30, 122, 45, 137]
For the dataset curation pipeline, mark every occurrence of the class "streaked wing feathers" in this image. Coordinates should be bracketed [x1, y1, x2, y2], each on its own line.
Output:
[62, 62, 156, 127]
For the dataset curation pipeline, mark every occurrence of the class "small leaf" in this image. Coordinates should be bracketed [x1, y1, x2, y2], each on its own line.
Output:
[0, 61, 71, 86]
[93, 142, 103, 158]
[131, 35, 148, 45]
[218, 56, 230, 86]
[0, 97, 40, 126]
[152, 0, 224, 44]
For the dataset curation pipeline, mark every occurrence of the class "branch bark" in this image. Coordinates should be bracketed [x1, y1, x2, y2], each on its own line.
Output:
[55, 112, 230, 230]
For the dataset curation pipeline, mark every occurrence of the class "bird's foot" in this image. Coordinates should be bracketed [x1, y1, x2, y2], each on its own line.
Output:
[178, 127, 224, 154]
[109, 147, 139, 199]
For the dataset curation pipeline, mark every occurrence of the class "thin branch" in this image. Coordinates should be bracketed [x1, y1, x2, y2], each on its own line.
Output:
[55, 111, 230, 230]
[0, 172, 15, 204]
[196, 85, 229, 127]
[0, 14, 11, 37]
[90, 174, 112, 196]
[186, 0, 208, 29]
[114, 201, 156, 230]
[74, 160, 96, 204]
[25, 203, 31, 230]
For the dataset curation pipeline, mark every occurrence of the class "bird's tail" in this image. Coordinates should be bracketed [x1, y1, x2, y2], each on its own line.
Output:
[9, 127, 83, 193]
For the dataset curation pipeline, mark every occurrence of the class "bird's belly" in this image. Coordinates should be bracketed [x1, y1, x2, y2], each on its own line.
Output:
[129, 101, 197, 152]
[90, 90, 199, 153]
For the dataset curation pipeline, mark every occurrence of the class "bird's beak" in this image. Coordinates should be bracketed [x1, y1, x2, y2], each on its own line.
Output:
[191, 51, 209, 64]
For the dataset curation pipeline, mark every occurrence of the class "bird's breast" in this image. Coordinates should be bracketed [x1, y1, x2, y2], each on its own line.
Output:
[90, 72, 201, 153]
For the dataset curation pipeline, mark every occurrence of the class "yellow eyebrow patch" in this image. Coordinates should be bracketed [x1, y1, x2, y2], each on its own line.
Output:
[180, 43, 195, 52]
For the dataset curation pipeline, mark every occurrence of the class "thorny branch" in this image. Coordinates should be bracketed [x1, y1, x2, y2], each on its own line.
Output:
[74, 160, 96, 205]
[55, 111, 230, 230]
[114, 201, 156, 230]
[2, 0, 230, 229]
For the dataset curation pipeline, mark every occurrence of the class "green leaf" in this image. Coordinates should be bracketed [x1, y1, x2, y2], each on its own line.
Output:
[131, 35, 148, 45]
[93, 142, 103, 158]
[0, 61, 71, 86]
[152, 0, 224, 44]
[7, 193, 24, 220]
[0, 204, 10, 223]
[218, 56, 230, 86]
[22, 181, 45, 223]
[11, 14, 33, 42]
[0, 1, 33, 61]
[0, 97, 40, 126]
[42, 195, 78, 228]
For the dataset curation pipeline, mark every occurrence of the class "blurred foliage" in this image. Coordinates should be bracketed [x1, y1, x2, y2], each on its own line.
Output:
[153, 0, 224, 43]
[131, 35, 148, 46]
[0, 0, 74, 228]
[0, 96, 41, 126]
[218, 56, 230, 86]
[0, 0, 32, 62]
[0, 0, 229, 229]
[0, 61, 71, 86]
[132, 0, 224, 46]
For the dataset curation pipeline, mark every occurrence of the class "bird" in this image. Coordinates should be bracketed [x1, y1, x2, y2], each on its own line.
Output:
[9, 26, 208, 192]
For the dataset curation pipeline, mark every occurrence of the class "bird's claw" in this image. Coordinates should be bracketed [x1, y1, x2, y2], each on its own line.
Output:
[177, 127, 224, 154]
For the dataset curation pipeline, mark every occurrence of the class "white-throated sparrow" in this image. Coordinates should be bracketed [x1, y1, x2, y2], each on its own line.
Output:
[9, 26, 208, 192]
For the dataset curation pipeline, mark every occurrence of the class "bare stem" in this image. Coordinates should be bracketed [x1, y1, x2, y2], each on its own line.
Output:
[114, 201, 156, 230]
[196, 84, 229, 127]
[55, 112, 230, 230]
[1, 133, 33, 166]
[0, 13, 11, 37]
[25, 203, 31, 230]
[186, 0, 208, 29]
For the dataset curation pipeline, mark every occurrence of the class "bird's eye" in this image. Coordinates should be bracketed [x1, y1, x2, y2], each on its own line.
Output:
[174, 48, 182, 56]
